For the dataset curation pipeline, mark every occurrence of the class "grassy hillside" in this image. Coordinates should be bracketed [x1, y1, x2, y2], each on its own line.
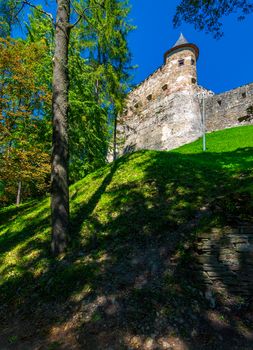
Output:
[0, 125, 253, 349]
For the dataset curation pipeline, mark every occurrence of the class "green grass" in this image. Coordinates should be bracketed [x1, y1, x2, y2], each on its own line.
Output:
[0, 125, 252, 333]
[174, 125, 253, 155]
[173, 125, 253, 174]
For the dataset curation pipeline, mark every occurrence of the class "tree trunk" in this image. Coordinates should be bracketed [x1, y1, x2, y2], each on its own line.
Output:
[51, 0, 71, 255]
[113, 114, 118, 161]
[16, 181, 22, 206]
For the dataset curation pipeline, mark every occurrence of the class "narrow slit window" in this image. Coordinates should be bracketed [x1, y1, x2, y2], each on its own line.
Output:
[162, 84, 168, 91]
[147, 94, 152, 101]
[242, 92, 246, 98]
[191, 78, 196, 84]
[178, 59, 184, 67]
[217, 100, 222, 106]
[191, 59, 195, 65]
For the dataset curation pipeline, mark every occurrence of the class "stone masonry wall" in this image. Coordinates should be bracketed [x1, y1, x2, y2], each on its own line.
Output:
[119, 77, 253, 156]
[119, 48, 202, 154]
[193, 226, 253, 295]
[205, 83, 253, 132]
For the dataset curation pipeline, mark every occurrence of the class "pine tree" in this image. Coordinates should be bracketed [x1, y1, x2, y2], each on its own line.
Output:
[78, 0, 134, 159]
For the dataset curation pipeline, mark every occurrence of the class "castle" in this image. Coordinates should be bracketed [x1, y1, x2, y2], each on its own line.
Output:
[118, 34, 253, 154]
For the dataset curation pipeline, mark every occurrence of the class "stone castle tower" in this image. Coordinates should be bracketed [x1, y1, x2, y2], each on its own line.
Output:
[118, 33, 253, 154]
[163, 33, 199, 93]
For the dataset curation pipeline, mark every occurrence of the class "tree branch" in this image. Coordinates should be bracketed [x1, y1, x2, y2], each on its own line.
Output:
[23, 0, 54, 23]
[70, 4, 91, 28]
[69, 0, 105, 29]
[13, 2, 26, 20]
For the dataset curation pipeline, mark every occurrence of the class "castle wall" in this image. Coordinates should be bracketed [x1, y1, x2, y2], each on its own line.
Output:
[120, 92, 202, 153]
[119, 81, 253, 155]
[205, 83, 253, 132]
[119, 48, 202, 154]
[118, 39, 253, 156]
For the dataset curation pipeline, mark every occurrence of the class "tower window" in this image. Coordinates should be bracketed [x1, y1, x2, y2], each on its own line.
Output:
[162, 84, 168, 91]
[242, 92, 246, 98]
[191, 78, 196, 84]
[147, 94, 152, 101]
[178, 59, 184, 67]
[191, 59, 195, 65]
[217, 100, 222, 106]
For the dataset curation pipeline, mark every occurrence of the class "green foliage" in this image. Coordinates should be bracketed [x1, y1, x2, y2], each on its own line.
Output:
[0, 38, 51, 205]
[68, 55, 109, 181]
[0, 181, 4, 196]
[22, 1, 134, 183]
[76, 0, 135, 152]
[69, 0, 134, 172]
[0, 0, 21, 37]
[26, 7, 54, 47]
[174, 0, 253, 37]
[0, 1, 134, 203]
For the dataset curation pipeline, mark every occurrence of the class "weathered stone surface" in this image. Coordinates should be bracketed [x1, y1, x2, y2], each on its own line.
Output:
[194, 226, 253, 295]
[205, 83, 253, 132]
[117, 37, 253, 156]
[118, 44, 203, 154]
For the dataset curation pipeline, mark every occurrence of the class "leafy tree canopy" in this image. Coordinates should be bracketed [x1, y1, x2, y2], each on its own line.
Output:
[174, 0, 253, 37]
[0, 1, 134, 205]
[0, 38, 51, 205]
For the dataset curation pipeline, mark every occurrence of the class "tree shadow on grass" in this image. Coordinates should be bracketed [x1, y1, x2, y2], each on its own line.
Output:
[0, 200, 39, 226]
[0, 148, 252, 349]
[0, 206, 50, 256]
[70, 158, 124, 249]
[71, 148, 253, 350]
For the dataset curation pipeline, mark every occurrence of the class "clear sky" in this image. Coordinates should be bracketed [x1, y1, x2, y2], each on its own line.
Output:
[15, 0, 253, 94]
[128, 1, 253, 94]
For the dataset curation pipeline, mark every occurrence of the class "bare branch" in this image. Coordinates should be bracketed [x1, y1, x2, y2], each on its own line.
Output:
[23, 0, 54, 23]
[69, 0, 105, 29]
[70, 4, 91, 28]
[13, 2, 26, 20]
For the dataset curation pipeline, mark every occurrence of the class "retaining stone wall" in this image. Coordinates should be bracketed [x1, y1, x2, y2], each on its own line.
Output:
[193, 226, 253, 295]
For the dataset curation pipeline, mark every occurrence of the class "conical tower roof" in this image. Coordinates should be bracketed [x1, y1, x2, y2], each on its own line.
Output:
[164, 33, 199, 63]
[173, 33, 189, 47]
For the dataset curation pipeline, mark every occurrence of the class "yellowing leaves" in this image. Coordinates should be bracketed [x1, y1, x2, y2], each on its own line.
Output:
[0, 38, 51, 205]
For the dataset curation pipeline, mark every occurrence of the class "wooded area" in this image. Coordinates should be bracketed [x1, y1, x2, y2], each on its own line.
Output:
[0, 0, 134, 253]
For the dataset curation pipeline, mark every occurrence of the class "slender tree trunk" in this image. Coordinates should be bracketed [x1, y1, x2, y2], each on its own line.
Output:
[16, 181, 22, 206]
[113, 114, 118, 161]
[95, 44, 101, 99]
[51, 0, 71, 255]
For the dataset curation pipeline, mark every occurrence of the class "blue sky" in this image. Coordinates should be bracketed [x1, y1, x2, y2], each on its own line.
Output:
[128, 1, 253, 93]
[16, 0, 253, 94]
